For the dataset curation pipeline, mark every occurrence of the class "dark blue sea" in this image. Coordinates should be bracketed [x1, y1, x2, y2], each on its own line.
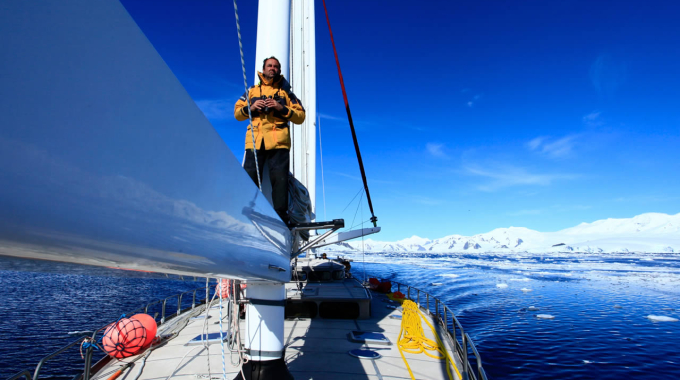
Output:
[2, 253, 679, 379]
[0, 257, 206, 380]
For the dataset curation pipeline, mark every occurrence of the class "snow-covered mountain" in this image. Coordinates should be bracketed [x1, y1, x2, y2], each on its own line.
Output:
[327, 212, 680, 254]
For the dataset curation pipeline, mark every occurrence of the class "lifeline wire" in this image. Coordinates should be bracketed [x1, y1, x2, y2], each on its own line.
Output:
[232, 0, 261, 190]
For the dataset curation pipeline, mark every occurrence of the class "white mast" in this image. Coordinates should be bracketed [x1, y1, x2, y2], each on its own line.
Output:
[239, 1, 295, 377]
[289, 0, 317, 219]
[253, 1, 290, 86]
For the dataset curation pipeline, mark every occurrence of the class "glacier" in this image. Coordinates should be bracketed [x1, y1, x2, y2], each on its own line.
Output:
[326, 212, 680, 254]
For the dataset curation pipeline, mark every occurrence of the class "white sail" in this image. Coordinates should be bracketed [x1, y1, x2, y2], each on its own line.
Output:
[0, 0, 291, 282]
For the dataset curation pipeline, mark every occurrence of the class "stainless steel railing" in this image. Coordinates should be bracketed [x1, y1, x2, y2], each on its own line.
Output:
[392, 280, 488, 380]
[6, 285, 214, 380]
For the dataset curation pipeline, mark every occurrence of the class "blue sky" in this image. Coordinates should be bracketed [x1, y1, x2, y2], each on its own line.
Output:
[121, 0, 680, 241]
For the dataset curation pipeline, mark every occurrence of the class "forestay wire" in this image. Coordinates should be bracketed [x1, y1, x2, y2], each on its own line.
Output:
[232, 0, 261, 190]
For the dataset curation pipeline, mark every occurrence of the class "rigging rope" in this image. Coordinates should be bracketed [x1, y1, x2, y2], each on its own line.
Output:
[321, 0, 377, 227]
[349, 190, 364, 233]
[341, 187, 364, 213]
[232, 0, 261, 190]
[397, 300, 459, 380]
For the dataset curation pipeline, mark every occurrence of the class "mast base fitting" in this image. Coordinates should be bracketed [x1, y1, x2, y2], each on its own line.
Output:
[233, 358, 294, 380]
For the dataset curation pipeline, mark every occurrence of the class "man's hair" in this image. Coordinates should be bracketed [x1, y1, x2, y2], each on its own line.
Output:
[262, 56, 281, 70]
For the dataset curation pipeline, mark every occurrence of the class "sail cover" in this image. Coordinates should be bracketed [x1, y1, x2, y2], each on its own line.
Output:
[0, 0, 291, 281]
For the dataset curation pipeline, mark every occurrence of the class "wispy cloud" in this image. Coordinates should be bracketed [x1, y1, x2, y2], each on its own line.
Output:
[464, 165, 577, 192]
[426, 143, 449, 158]
[526, 135, 579, 158]
[331, 171, 396, 185]
[527, 137, 545, 151]
[589, 53, 627, 97]
[195, 99, 233, 122]
[333, 171, 361, 181]
[583, 111, 604, 127]
[318, 112, 345, 121]
[466, 93, 483, 108]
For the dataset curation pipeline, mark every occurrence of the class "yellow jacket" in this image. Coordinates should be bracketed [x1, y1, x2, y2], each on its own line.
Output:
[234, 72, 306, 150]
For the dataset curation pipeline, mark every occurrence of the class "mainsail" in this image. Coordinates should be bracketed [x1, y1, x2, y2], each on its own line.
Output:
[0, 0, 291, 282]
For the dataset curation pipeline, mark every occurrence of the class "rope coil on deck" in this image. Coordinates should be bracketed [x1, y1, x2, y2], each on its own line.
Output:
[397, 300, 459, 380]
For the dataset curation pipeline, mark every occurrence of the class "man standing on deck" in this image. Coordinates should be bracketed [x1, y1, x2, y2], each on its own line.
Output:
[234, 56, 306, 226]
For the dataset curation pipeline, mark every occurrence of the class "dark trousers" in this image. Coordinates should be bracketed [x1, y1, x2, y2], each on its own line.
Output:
[244, 147, 290, 224]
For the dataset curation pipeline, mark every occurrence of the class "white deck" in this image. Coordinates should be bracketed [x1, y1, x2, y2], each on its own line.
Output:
[93, 290, 463, 380]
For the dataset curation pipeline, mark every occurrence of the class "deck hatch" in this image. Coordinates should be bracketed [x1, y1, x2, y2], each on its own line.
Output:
[185, 332, 229, 346]
[349, 331, 391, 345]
[348, 349, 382, 359]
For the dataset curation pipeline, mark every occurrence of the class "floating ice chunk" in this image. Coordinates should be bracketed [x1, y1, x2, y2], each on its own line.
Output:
[437, 274, 459, 278]
[521, 288, 532, 292]
[68, 330, 93, 336]
[431, 282, 443, 286]
[583, 360, 592, 364]
[496, 283, 508, 288]
[536, 314, 555, 319]
[527, 306, 540, 311]
[647, 315, 679, 322]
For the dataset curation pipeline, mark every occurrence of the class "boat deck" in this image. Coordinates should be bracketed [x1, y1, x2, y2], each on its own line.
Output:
[93, 287, 463, 380]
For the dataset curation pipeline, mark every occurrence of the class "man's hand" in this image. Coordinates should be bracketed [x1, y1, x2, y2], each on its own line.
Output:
[250, 99, 265, 112]
[264, 98, 284, 112]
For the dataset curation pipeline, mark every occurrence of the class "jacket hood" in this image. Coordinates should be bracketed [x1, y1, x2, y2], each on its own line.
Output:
[257, 71, 284, 86]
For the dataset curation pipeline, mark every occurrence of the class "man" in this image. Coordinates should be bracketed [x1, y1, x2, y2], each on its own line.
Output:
[234, 56, 306, 225]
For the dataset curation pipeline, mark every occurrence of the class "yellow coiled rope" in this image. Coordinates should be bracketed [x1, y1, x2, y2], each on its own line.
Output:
[397, 300, 460, 380]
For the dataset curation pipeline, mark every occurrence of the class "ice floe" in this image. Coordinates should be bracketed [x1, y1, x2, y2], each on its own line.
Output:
[437, 273, 459, 278]
[536, 314, 555, 319]
[527, 306, 540, 311]
[496, 283, 508, 288]
[431, 282, 443, 286]
[521, 288, 532, 292]
[68, 330, 93, 335]
[646, 315, 679, 322]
